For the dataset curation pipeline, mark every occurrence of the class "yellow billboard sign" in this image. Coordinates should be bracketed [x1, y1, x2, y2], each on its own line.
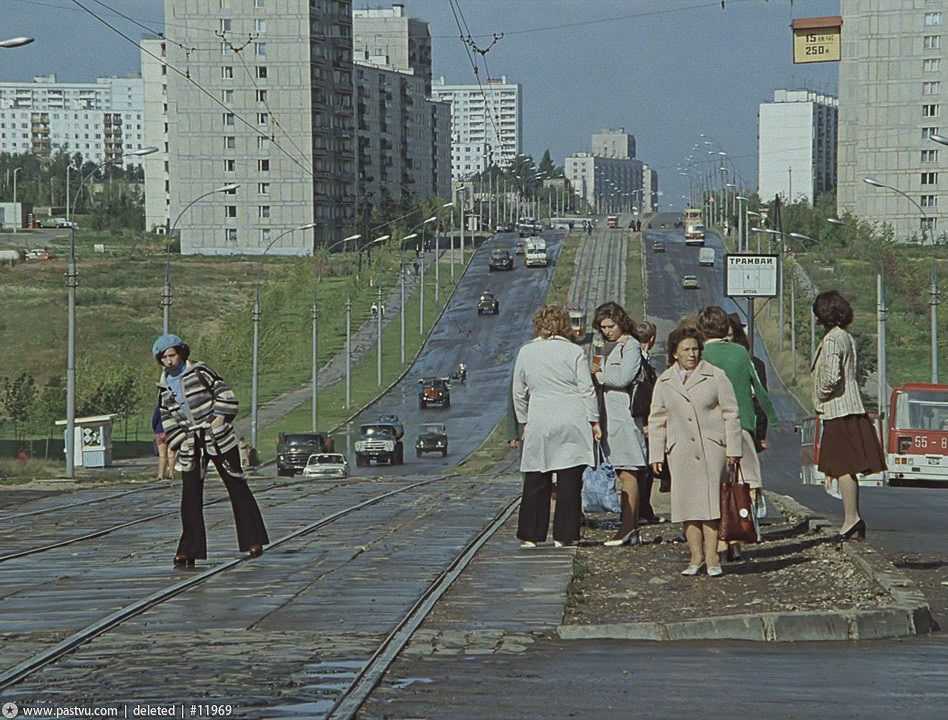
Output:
[791, 16, 842, 64]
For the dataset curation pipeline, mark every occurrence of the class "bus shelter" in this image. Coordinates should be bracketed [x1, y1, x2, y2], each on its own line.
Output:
[55, 414, 119, 469]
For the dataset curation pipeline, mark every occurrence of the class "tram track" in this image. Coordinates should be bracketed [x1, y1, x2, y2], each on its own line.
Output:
[0, 485, 157, 523]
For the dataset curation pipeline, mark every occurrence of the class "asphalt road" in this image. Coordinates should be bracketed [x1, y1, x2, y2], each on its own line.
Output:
[330, 231, 562, 477]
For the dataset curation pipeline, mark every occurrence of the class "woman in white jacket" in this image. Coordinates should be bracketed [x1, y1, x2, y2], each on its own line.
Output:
[591, 302, 649, 546]
[513, 305, 601, 548]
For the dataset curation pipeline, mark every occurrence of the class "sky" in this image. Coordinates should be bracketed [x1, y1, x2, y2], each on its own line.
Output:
[3, 0, 841, 209]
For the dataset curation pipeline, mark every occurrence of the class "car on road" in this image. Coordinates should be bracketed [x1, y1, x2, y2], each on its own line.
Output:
[488, 248, 514, 271]
[652, 241, 666, 253]
[477, 292, 499, 315]
[302, 453, 350, 479]
[277, 432, 334, 476]
[698, 247, 715, 266]
[415, 423, 448, 457]
[682, 274, 700, 290]
[418, 377, 451, 409]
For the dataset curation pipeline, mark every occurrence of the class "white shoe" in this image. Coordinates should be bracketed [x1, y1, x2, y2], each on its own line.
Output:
[554, 540, 575, 548]
[707, 566, 724, 577]
[603, 529, 641, 547]
[681, 563, 705, 576]
[520, 541, 538, 549]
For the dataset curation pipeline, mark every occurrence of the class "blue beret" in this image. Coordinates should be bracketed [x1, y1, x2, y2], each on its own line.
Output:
[152, 334, 183, 358]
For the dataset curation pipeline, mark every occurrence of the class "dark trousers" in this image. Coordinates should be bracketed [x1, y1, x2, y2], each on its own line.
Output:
[517, 465, 584, 543]
[638, 467, 657, 519]
[177, 440, 269, 559]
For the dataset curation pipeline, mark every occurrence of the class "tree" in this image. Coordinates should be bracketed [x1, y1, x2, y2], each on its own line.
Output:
[538, 149, 556, 177]
[1, 373, 37, 443]
[35, 375, 66, 436]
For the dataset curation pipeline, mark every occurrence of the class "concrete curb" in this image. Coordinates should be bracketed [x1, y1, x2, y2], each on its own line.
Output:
[556, 491, 935, 642]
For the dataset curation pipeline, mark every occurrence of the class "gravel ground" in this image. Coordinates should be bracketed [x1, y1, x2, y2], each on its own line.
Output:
[564, 510, 894, 626]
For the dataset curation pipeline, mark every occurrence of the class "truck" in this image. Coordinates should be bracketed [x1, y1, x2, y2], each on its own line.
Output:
[698, 247, 715, 266]
[606, 215, 619, 229]
[354, 417, 405, 466]
[277, 432, 335, 476]
[524, 237, 548, 267]
[685, 222, 706, 246]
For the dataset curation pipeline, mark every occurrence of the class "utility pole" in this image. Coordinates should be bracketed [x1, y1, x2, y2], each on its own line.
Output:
[311, 284, 318, 432]
[376, 284, 383, 387]
[345, 286, 351, 408]
[419, 255, 425, 335]
[400, 263, 406, 363]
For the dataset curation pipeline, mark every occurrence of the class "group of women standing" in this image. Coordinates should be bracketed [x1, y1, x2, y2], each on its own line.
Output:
[512, 289, 881, 576]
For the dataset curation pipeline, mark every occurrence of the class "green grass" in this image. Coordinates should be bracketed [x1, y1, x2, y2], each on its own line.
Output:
[626, 229, 646, 320]
[546, 230, 581, 306]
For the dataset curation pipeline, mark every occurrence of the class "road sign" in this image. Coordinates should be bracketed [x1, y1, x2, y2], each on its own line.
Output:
[790, 16, 842, 64]
[725, 254, 779, 297]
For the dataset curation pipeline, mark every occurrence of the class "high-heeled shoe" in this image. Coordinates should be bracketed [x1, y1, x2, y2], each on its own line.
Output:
[726, 544, 744, 562]
[838, 519, 866, 541]
[248, 544, 264, 558]
[603, 528, 641, 547]
[681, 563, 705, 576]
[173, 555, 195, 567]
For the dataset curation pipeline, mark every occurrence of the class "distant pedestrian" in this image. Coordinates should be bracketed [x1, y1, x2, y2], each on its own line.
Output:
[591, 302, 648, 546]
[371, 303, 379, 319]
[586, 223, 592, 236]
[648, 327, 742, 577]
[154, 334, 269, 567]
[412, 260, 419, 276]
[152, 405, 176, 481]
[238, 436, 252, 469]
[513, 305, 601, 548]
[811, 291, 885, 541]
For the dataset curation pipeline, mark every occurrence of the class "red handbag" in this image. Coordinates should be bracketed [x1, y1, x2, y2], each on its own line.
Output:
[717, 463, 759, 543]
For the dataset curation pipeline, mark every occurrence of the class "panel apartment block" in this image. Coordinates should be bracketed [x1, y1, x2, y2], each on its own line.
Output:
[160, 0, 354, 256]
[431, 76, 522, 180]
[758, 89, 838, 205]
[353, 3, 432, 94]
[565, 153, 644, 214]
[0, 74, 144, 165]
[591, 128, 636, 160]
[142, 37, 169, 234]
[838, 0, 944, 241]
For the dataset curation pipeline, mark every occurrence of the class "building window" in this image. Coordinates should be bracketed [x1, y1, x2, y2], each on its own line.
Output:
[257, 112, 269, 125]
[925, 35, 942, 49]
[221, 66, 234, 79]
[256, 90, 267, 102]
[255, 19, 267, 32]
[921, 194, 938, 208]
[922, 172, 939, 184]
[224, 159, 235, 172]
[254, 0, 266, 7]
[255, 43, 267, 57]
[225, 205, 237, 218]
[221, 42, 232, 56]
[256, 66, 268, 79]
[260, 228, 271, 244]
[259, 206, 270, 218]
[257, 136, 269, 150]
[226, 228, 237, 243]
[224, 136, 236, 149]
[923, 127, 940, 139]
[925, 12, 943, 26]
[258, 182, 270, 195]
[221, 89, 234, 103]
[923, 104, 940, 117]
[922, 217, 937, 232]
[223, 112, 235, 125]
[924, 81, 941, 95]
[925, 58, 942, 73]
[923, 149, 940, 162]
[220, 19, 232, 32]
[258, 159, 270, 172]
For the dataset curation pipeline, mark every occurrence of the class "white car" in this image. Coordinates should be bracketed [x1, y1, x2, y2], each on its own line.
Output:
[301, 453, 350, 479]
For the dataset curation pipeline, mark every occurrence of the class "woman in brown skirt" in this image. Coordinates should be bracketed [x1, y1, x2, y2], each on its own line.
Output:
[810, 291, 886, 540]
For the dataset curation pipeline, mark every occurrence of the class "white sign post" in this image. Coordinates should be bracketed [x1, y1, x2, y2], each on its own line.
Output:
[725, 254, 779, 356]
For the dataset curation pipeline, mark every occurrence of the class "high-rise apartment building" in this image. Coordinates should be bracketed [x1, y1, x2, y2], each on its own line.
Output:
[838, 0, 943, 240]
[642, 165, 659, 214]
[0, 74, 145, 165]
[591, 128, 636, 160]
[431, 75, 522, 180]
[156, 0, 354, 255]
[758, 89, 838, 205]
[353, 3, 432, 94]
[141, 38, 169, 234]
[564, 154, 644, 215]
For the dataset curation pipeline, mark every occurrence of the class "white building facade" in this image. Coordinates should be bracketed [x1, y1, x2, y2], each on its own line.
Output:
[838, 0, 943, 241]
[758, 89, 838, 205]
[0, 74, 145, 166]
[565, 153, 644, 215]
[353, 3, 432, 94]
[430, 76, 522, 180]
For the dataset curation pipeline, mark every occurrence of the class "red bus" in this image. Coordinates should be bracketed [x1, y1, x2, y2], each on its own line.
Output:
[798, 414, 887, 495]
[886, 383, 948, 485]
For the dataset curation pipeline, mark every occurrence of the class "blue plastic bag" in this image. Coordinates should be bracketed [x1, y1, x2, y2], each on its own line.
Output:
[582, 444, 620, 513]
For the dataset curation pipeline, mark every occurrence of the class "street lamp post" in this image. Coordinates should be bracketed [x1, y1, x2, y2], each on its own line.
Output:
[12, 167, 21, 232]
[422, 215, 438, 300]
[361, 234, 390, 389]
[323, 234, 360, 412]
[441, 201, 455, 281]
[457, 186, 468, 267]
[786, 232, 817, 384]
[162, 183, 240, 334]
[735, 195, 748, 252]
[250, 223, 317, 450]
[864, 177, 937, 382]
[64, 146, 158, 477]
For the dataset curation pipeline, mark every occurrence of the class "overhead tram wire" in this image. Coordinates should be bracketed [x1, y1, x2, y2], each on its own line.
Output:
[67, 0, 315, 180]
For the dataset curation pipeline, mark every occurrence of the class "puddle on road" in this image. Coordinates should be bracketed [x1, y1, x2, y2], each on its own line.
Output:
[389, 677, 433, 690]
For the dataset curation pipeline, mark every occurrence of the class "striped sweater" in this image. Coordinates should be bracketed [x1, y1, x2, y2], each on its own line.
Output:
[157, 361, 239, 468]
[810, 326, 866, 419]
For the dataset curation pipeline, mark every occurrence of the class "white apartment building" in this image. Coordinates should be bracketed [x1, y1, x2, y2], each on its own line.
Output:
[565, 153, 644, 215]
[591, 128, 636, 160]
[354, 58, 451, 205]
[838, 0, 944, 241]
[643, 165, 659, 214]
[431, 75, 522, 180]
[141, 38, 169, 234]
[353, 3, 432, 94]
[758, 89, 838, 205]
[0, 74, 145, 166]
[155, 0, 355, 255]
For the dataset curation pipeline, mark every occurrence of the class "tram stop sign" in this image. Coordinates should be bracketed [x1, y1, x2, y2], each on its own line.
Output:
[724, 254, 779, 297]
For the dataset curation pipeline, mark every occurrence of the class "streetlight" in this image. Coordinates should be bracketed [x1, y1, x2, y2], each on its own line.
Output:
[399, 233, 418, 363]
[250, 222, 317, 449]
[752, 227, 786, 346]
[746, 211, 762, 252]
[827, 216, 887, 427]
[442, 201, 456, 279]
[0, 37, 34, 48]
[422, 215, 438, 300]
[162, 183, 240, 333]
[784, 232, 818, 384]
[863, 177, 938, 382]
[12, 167, 21, 232]
[457, 186, 468, 267]
[361, 234, 390, 388]
[735, 195, 748, 252]
[324, 234, 361, 409]
[63, 146, 159, 477]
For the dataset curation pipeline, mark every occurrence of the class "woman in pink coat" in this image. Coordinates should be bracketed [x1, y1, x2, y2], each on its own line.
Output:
[648, 327, 742, 577]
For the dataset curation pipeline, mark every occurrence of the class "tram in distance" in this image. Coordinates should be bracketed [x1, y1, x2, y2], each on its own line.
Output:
[798, 382, 948, 489]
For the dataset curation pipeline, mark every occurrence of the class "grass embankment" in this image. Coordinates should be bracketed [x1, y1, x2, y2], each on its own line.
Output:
[626, 229, 645, 320]
[455, 230, 583, 476]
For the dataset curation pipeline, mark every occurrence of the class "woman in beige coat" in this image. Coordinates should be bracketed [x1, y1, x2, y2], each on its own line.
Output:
[648, 327, 742, 577]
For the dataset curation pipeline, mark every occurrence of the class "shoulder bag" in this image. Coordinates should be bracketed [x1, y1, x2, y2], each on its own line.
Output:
[582, 443, 621, 514]
[717, 463, 759, 543]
